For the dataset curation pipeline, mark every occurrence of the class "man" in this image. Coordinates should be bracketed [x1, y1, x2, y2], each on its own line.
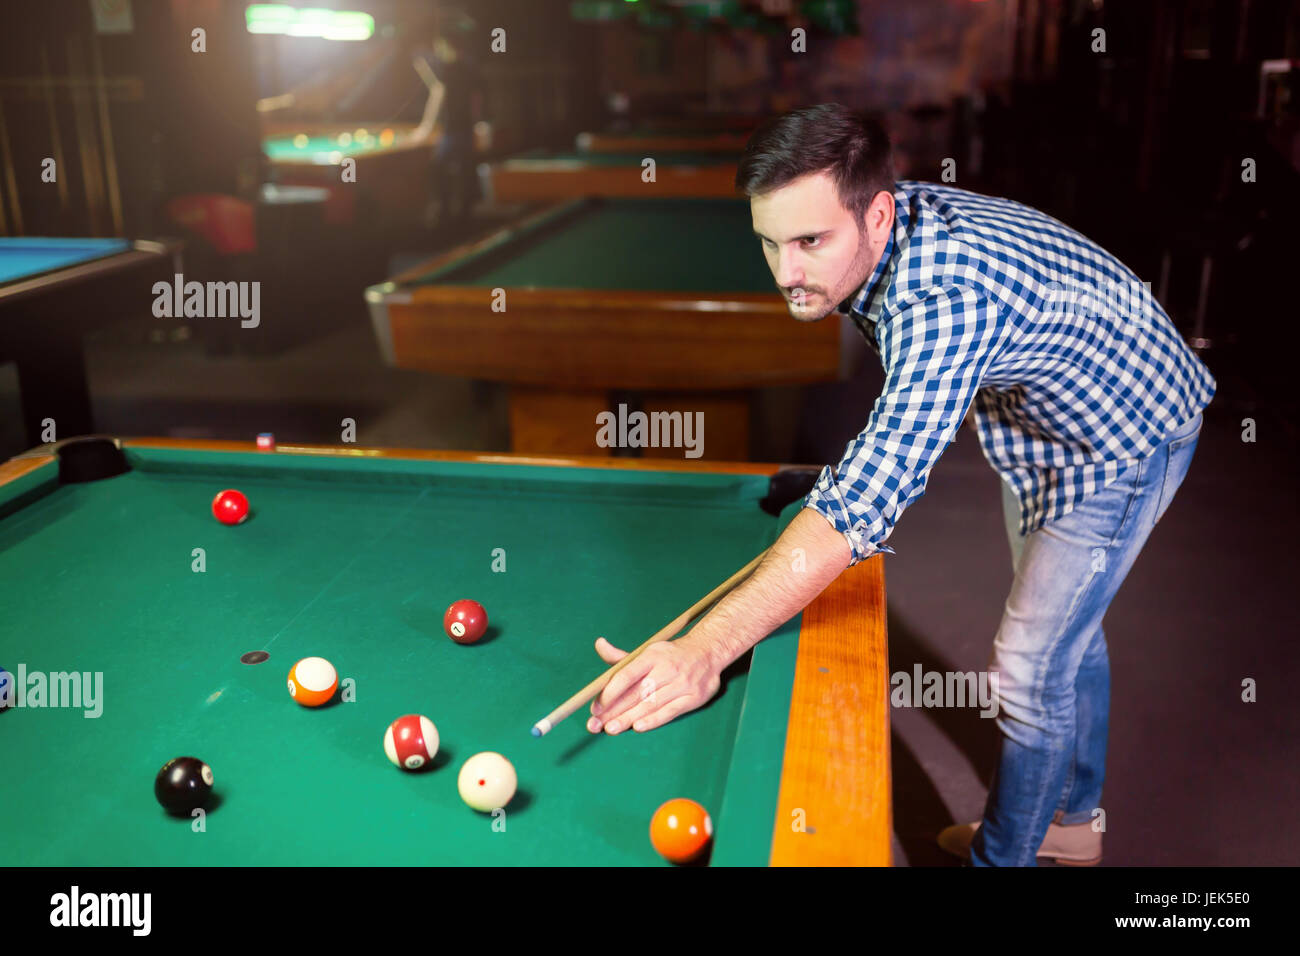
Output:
[585, 104, 1214, 867]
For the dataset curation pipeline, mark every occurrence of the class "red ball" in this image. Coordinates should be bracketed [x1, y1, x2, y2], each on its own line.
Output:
[212, 489, 249, 525]
[444, 599, 488, 644]
[383, 714, 439, 771]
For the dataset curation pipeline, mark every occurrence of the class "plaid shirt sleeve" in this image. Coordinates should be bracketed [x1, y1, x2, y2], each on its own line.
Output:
[805, 286, 1010, 563]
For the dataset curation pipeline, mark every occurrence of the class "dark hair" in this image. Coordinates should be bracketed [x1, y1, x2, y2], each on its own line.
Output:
[735, 104, 895, 220]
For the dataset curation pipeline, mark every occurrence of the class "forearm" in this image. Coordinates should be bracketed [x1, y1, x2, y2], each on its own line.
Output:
[680, 508, 853, 669]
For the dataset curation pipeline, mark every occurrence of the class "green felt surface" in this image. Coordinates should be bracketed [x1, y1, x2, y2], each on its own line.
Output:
[421, 198, 773, 293]
[0, 447, 800, 866]
[0, 238, 131, 285]
[263, 133, 408, 163]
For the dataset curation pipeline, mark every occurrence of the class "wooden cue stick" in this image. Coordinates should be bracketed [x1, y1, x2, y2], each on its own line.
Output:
[41, 47, 70, 214]
[0, 95, 20, 235]
[68, 36, 106, 235]
[89, 34, 124, 236]
[530, 546, 771, 737]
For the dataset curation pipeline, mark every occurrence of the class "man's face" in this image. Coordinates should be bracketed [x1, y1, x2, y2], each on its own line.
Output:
[750, 171, 893, 322]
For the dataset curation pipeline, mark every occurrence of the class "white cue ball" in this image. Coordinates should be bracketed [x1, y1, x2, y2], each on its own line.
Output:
[457, 752, 517, 812]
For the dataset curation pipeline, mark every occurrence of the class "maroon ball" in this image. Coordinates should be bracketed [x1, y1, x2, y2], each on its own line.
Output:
[444, 599, 488, 644]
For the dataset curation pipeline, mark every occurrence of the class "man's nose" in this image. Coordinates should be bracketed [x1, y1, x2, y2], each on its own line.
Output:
[774, 249, 804, 289]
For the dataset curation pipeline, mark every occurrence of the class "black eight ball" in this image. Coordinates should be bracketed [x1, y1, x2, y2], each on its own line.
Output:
[154, 756, 214, 814]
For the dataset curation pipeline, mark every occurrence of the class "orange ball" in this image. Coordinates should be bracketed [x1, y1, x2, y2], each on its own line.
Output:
[650, 798, 713, 864]
[287, 656, 338, 707]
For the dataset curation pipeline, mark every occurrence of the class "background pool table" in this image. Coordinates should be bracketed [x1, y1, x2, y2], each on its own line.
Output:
[0, 237, 181, 448]
[366, 197, 855, 459]
[262, 125, 428, 166]
[478, 149, 740, 201]
[0, 437, 890, 866]
[574, 126, 750, 154]
[261, 121, 437, 225]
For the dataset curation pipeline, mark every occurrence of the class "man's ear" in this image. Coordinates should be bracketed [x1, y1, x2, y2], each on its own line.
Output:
[868, 190, 894, 232]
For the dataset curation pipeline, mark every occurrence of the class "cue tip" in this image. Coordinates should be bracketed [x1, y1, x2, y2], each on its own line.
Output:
[531, 718, 552, 737]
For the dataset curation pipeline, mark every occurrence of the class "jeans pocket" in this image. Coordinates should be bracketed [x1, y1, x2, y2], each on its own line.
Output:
[1155, 418, 1202, 523]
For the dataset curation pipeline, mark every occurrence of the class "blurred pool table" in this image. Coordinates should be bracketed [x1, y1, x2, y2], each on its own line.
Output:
[574, 126, 750, 154]
[478, 149, 740, 202]
[261, 121, 438, 223]
[366, 197, 856, 459]
[0, 237, 180, 448]
[0, 436, 891, 866]
[628, 113, 761, 131]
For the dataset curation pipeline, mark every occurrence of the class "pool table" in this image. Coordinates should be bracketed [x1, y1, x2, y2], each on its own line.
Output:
[0, 436, 891, 866]
[630, 113, 761, 132]
[261, 121, 438, 224]
[366, 197, 855, 460]
[574, 126, 750, 154]
[478, 149, 740, 202]
[0, 237, 181, 448]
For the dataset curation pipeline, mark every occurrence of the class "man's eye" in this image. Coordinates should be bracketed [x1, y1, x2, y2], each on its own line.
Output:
[802, 236, 821, 247]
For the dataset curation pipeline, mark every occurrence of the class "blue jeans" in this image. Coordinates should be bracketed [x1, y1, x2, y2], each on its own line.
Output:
[969, 412, 1203, 866]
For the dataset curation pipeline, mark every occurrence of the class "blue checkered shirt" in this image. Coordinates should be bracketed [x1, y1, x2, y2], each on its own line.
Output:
[805, 181, 1216, 563]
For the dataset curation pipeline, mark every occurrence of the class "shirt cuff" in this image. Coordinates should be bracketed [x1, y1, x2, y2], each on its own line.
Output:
[802, 465, 894, 565]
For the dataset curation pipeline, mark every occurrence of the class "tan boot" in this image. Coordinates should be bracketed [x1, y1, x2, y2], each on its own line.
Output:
[938, 820, 1102, 865]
